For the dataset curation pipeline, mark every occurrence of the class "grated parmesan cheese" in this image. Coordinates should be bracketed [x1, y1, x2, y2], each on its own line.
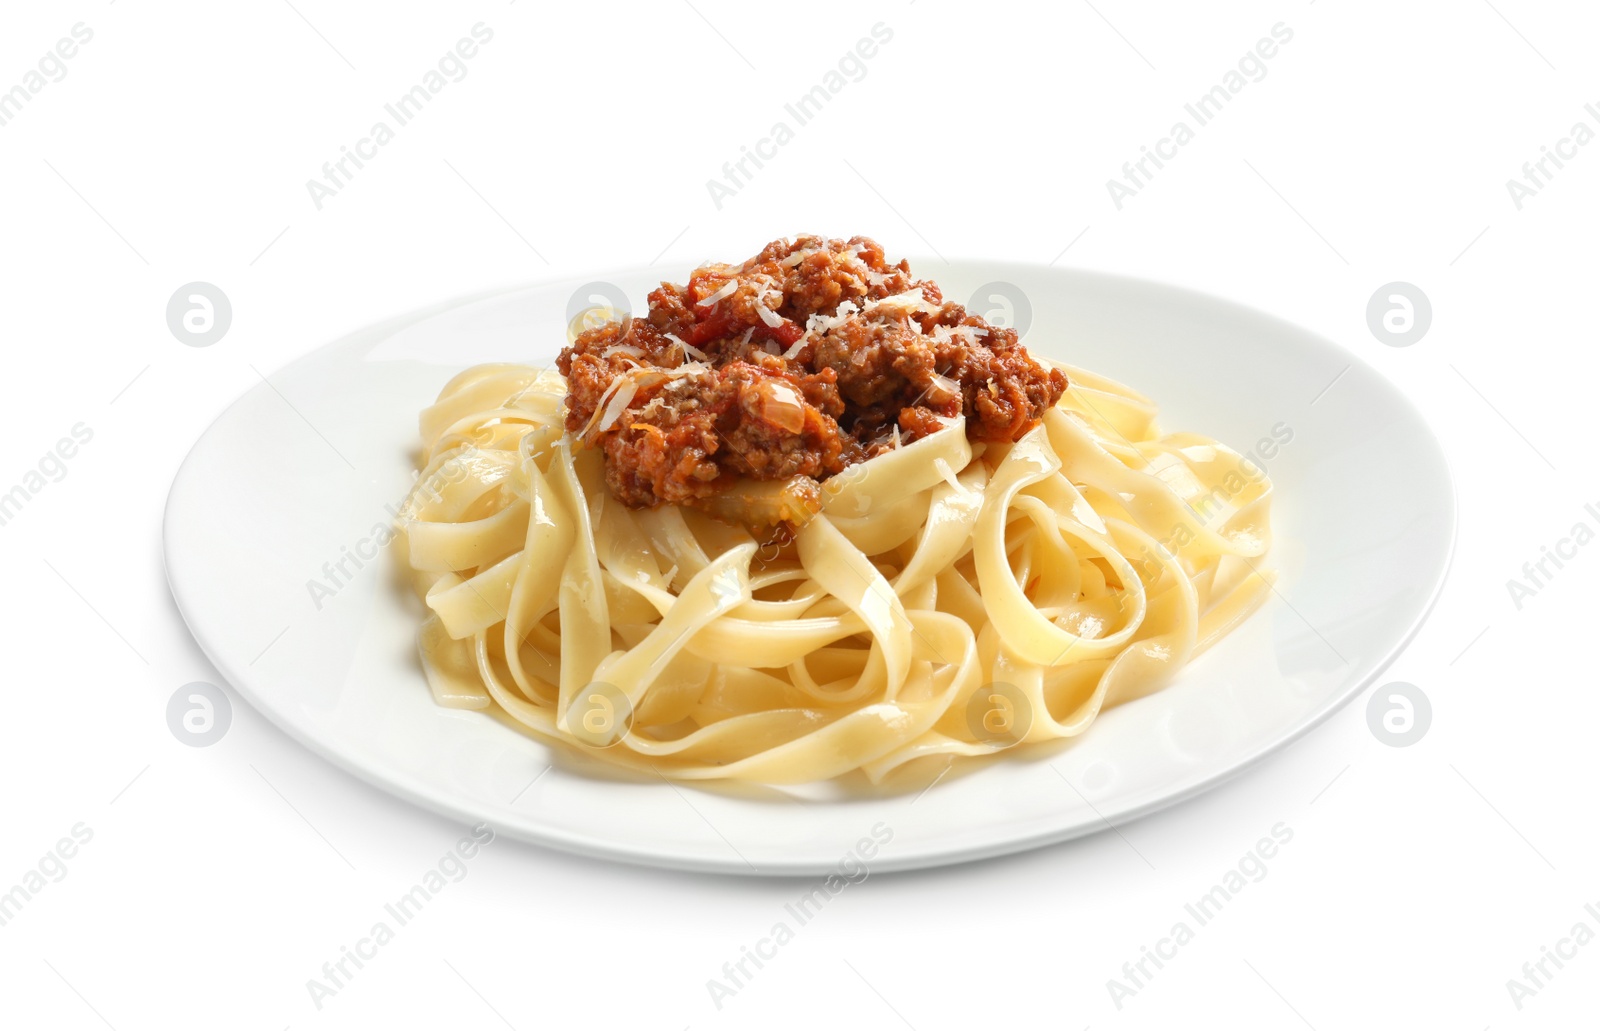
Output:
[696, 278, 738, 307]
[755, 302, 784, 329]
[665, 332, 709, 362]
[927, 372, 961, 402]
[582, 362, 713, 439]
[951, 325, 988, 349]
[868, 288, 936, 316]
[932, 456, 967, 495]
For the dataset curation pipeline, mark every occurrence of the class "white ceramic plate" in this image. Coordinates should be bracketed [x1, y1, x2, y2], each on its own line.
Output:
[163, 262, 1454, 875]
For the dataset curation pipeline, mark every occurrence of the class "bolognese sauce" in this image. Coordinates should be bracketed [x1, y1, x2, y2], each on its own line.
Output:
[556, 235, 1067, 524]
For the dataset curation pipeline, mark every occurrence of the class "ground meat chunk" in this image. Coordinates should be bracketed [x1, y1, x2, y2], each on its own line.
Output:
[554, 236, 1067, 519]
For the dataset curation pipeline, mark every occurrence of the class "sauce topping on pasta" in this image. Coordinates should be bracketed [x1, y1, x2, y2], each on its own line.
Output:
[557, 236, 1067, 522]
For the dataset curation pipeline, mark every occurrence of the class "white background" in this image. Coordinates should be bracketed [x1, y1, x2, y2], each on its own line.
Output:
[1, 0, 1594, 1027]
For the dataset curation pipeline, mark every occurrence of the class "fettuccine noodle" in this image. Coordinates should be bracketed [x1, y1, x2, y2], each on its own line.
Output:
[398, 360, 1274, 784]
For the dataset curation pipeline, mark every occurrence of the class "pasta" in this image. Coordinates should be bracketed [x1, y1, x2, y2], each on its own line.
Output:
[397, 357, 1275, 785]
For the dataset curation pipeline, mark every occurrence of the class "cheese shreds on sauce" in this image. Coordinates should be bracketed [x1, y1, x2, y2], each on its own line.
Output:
[555, 235, 1067, 527]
